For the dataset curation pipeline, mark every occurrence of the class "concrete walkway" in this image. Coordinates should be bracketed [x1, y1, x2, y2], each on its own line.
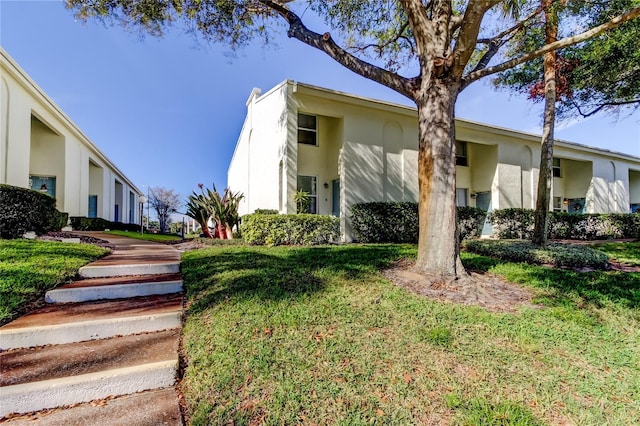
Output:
[0, 232, 184, 424]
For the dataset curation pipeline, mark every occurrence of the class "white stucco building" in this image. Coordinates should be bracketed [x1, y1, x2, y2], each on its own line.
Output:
[1, 48, 143, 224]
[227, 80, 640, 240]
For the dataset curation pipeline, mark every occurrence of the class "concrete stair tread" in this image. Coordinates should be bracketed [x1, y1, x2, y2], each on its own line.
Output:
[1, 294, 182, 330]
[60, 273, 183, 288]
[1, 388, 183, 425]
[89, 249, 181, 265]
[1, 329, 179, 387]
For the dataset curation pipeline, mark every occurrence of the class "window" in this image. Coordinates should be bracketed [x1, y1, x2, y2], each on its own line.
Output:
[29, 175, 56, 197]
[297, 175, 317, 214]
[298, 113, 317, 146]
[553, 196, 562, 212]
[456, 188, 468, 207]
[456, 141, 468, 166]
[553, 158, 561, 178]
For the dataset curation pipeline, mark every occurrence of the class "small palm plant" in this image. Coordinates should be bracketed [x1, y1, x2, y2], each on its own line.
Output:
[185, 184, 213, 238]
[294, 190, 311, 214]
[197, 184, 245, 239]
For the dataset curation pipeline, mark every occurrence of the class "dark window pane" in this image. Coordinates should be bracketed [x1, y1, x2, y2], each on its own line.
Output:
[298, 129, 317, 145]
[298, 113, 316, 130]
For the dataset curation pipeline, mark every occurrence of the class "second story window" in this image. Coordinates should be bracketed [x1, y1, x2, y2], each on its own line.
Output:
[456, 141, 468, 166]
[553, 158, 562, 177]
[298, 113, 317, 146]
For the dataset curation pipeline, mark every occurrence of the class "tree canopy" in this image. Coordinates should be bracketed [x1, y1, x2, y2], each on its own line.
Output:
[66, 0, 640, 281]
[495, 0, 640, 118]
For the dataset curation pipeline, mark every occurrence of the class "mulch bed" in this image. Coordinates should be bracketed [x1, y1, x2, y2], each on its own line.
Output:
[38, 232, 115, 250]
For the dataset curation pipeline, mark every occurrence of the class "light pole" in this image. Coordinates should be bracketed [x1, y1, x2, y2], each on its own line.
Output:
[139, 195, 147, 235]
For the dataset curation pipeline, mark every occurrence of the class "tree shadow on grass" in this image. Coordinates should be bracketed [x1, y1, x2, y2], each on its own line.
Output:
[462, 253, 640, 310]
[182, 245, 411, 316]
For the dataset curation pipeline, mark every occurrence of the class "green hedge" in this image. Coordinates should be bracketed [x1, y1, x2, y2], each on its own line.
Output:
[0, 184, 68, 239]
[350, 202, 486, 243]
[69, 216, 140, 232]
[241, 213, 340, 246]
[490, 208, 640, 240]
[464, 239, 610, 269]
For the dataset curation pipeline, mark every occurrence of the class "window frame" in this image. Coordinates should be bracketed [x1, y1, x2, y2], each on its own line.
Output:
[456, 141, 468, 166]
[456, 188, 468, 207]
[297, 113, 318, 146]
[552, 158, 562, 178]
[297, 175, 318, 214]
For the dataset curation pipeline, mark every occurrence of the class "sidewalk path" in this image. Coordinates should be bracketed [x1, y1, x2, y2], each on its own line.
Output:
[0, 232, 184, 425]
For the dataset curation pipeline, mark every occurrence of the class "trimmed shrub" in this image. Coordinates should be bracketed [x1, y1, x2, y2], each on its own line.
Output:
[489, 208, 535, 239]
[253, 209, 279, 215]
[489, 208, 640, 240]
[241, 213, 340, 246]
[464, 239, 610, 269]
[351, 202, 418, 243]
[350, 202, 486, 243]
[0, 184, 68, 239]
[458, 206, 487, 240]
[69, 216, 140, 232]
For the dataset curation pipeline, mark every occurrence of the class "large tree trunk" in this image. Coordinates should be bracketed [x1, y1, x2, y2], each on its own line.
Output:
[532, 3, 558, 246]
[414, 79, 465, 280]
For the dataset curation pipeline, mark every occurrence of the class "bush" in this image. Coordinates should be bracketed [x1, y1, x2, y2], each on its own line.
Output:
[0, 184, 68, 239]
[241, 213, 340, 246]
[69, 217, 140, 232]
[350, 202, 486, 243]
[489, 208, 640, 240]
[457, 206, 487, 240]
[489, 208, 535, 239]
[253, 209, 279, 215]
[464, 239, 610, 269]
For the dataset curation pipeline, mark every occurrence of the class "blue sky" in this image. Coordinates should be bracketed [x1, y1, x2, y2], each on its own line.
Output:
[1, 0, 638, 215]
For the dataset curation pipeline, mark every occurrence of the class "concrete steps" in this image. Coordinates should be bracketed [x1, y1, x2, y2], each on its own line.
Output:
[0, 239, 184, 423]
[3, 388, 182, 426]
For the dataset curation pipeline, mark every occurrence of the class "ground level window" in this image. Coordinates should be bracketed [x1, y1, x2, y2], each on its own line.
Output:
[456, 188, 468, 207]
[553, 196, 562, 211]
[297, 175, 317, 214]
[29, 175, 56, 197]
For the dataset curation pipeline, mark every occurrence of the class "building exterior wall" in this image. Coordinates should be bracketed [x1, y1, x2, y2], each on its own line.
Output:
[0, 48, 141, 224]
[630, 170, 640, 207]
[228, 81, 640, 240]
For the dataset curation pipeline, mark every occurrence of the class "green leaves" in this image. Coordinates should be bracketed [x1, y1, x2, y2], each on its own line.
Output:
[186, 184, 244, 238]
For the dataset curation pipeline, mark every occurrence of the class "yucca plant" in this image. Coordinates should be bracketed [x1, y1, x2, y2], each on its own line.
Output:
[185, 188, 213, 238]
[197, 184, 244, 239]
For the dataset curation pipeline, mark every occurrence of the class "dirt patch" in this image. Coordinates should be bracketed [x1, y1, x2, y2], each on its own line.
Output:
[383, 260, 541, 313]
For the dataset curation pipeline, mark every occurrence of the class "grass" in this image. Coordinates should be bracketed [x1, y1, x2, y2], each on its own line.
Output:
[180, 243, 640, 425]
[0, 239, 109, 325]
[104, 230, 183, 243]
[594, 241, 640, 266]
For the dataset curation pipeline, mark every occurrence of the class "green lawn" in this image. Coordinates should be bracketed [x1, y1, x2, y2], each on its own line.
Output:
[0, 239, 109, 325]
[104, 230, 183, 243]
[180, 244, 640, 425]
[593, 241, 640, 266]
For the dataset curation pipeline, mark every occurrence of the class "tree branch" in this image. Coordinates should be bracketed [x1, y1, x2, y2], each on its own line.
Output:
[462, 6, 640, 88]
[572, 99, 640, 118]
[476, 5, 543, 45]
[258, 0, 418, 99]
[471, 6, 543, 75]
[450, 0, 503, 79]
[350, 20, 415, 58]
